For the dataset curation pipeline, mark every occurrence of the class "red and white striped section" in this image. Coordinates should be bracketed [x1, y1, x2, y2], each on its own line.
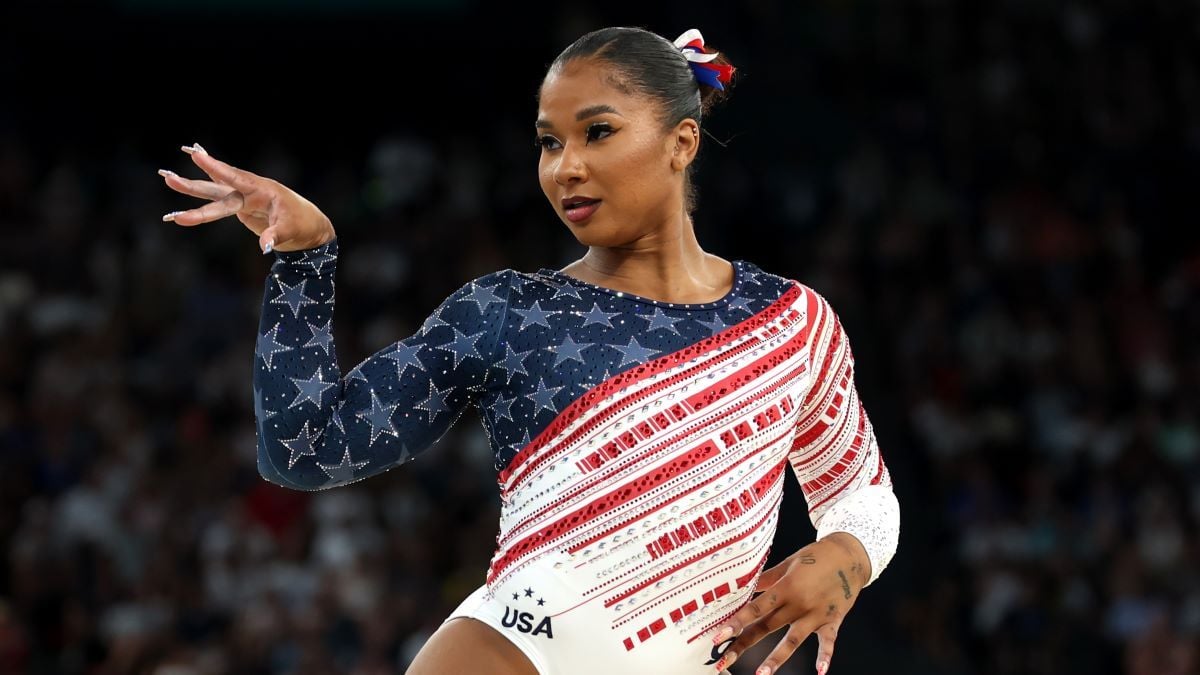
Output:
[485, 282, 817, 641]
[787, 290, 890, 529]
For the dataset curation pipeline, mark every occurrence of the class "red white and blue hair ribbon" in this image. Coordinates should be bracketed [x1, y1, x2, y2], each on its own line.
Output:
[674, 29, 734, 91]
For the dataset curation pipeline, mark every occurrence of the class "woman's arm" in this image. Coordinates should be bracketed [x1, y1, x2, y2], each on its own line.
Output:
[787, 287, 899, 586]
[710, 287, 900, 675]
[159, 147, 513, 490]
[253, 238, 511, 490]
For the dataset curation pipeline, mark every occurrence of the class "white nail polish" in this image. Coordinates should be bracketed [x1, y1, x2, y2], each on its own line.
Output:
[180, 145, 194, 155]
[162, 212, 179, 222]
[193, 143, 207, 154]
[263, 240, 274, 254]
[158, 169, 176, 177]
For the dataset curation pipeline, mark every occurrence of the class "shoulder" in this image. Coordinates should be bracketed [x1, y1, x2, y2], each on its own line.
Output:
[469, 267, 588, 305]
[445, 268, 585, 312]
[459, 268, 566, 290]
[736, 261, 830, 309]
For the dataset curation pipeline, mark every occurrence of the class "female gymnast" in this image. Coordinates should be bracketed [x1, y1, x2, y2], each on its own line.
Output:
[159, 26, 899, 675]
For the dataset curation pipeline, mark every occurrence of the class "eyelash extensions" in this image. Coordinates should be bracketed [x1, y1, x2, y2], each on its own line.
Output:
[535, 123, 616, 151]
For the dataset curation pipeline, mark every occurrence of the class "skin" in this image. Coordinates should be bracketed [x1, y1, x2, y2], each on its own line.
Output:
[158, 54, 872, 675]
[711, 532, 871, 675]
[536, 58, 733, 304]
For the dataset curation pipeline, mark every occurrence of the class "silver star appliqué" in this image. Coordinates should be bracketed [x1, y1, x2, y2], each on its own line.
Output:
[357, 389, 400, 446]
[304, 319, 334, 356]
[302, 247, 338, 275]
[434, 327, 485, 368]
[527, 378, 564, 413]
[579, 303, 619, 328]
[281, 420, 323, 469]
[496, 344, 533, 385]
[270, 278, 318, 319]
[417, 380, 453, 423]
[289, 366, 336, 409]
[459, 281, 504, 312]
[317, 448, 368, 485]
[513, 301, 554, 331]
[613, 337, 656, 367]
[645, 308, 686, 334]
[552, 335, 588, 366]
[257, 323, 289, 370]
[382, 341, 427, 379]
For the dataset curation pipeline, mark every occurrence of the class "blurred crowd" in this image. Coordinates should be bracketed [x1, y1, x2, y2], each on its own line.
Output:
[2, 1, 1199, 674]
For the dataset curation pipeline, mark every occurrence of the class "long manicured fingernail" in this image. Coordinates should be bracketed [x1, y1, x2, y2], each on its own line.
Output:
[162, 211, 181, 222]
[262, 240, 274, 254]
[711, 626, 733, 644]
[817, 661, 829, 675]
[180, 145, 195, 155]
[158, 169, 176, 177]
[193, 143, 207, 154]
[756, 667, 772, 675]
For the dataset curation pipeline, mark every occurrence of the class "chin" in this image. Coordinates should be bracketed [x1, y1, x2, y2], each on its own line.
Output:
[563, 219, 637, 248]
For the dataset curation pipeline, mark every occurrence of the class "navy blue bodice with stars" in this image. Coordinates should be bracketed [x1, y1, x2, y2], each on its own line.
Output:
[253, 237, 794, 490]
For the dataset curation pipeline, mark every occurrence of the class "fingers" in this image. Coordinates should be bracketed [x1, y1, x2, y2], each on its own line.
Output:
[752, 622, 815, 675]
[158, 170, 236, 202]
[182, 144, 264, 195]
[754, 558, 789, 591]
[710, 587, 783, 646]
[716, 607, 783, 671]
[814, 622, 839, 675]
[167, 190, 246, 226]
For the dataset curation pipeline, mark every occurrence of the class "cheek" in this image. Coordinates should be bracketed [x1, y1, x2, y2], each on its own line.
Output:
[616, 140, 672, 201]
[538, 156, 555, 194]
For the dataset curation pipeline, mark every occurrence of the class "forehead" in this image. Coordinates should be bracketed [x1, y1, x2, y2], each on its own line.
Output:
[537, 59, 650, 120]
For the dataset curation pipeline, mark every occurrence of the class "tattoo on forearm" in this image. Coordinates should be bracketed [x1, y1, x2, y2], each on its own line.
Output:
[838, 570, 852, 599]
[827, 603, 837, 617]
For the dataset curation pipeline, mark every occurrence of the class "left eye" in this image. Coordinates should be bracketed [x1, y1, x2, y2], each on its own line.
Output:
[586, 124, 614, 142]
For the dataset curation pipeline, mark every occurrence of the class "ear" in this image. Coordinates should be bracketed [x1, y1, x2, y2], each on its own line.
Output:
[670, 118, 700, 172]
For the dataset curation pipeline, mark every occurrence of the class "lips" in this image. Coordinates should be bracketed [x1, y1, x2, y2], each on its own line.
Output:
[562, 196, 602, 223]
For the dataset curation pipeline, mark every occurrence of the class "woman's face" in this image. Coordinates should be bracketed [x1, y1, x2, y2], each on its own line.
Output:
[536, 58, 694, 249]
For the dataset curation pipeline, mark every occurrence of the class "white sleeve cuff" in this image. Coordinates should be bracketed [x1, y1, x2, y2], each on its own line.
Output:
[815, 483, 900, 586]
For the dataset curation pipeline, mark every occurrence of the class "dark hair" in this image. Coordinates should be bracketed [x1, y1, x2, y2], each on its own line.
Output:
[544, 26, 737, 214]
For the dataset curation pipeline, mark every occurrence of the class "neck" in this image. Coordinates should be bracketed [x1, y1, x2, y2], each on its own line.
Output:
[573, 213, 732, 305]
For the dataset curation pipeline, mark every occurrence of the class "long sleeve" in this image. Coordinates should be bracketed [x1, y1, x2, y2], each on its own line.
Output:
[252, 238, 512, 490]
[787, 288, 899, 585]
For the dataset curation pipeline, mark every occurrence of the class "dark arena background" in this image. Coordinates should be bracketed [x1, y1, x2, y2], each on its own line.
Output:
[2, 1, 1198, 673]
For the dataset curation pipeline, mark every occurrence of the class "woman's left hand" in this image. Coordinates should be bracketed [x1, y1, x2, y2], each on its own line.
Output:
[709, 533, 871, 675]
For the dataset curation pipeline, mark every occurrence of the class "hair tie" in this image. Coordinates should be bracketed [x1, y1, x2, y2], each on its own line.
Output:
[673, 29, 735, 91]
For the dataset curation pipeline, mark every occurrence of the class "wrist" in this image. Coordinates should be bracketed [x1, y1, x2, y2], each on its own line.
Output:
[313, 225, 336, 247]
[273, 227, 337, 253]
[819, 532, 871, 588]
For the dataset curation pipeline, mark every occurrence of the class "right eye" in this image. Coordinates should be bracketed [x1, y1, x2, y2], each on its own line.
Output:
[535, 135, 562, 151]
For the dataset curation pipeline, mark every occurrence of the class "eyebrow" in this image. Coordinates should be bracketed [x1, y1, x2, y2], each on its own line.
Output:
[535, 104, 622, 129]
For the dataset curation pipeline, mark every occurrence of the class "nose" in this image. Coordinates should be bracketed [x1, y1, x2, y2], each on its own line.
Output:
[553, 141, 588, 185]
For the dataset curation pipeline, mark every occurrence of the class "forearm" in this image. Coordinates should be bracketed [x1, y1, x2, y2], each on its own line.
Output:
[253, 238, 352, 490]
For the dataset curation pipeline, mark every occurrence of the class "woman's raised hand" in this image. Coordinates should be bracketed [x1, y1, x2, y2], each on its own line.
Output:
[159, 143, 335, 253]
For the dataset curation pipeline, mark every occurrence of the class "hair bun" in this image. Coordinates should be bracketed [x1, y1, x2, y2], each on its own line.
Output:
[673, 29, 736, 115]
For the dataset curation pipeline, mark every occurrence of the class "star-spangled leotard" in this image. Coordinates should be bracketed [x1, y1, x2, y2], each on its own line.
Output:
[254, 238, 899, 675]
